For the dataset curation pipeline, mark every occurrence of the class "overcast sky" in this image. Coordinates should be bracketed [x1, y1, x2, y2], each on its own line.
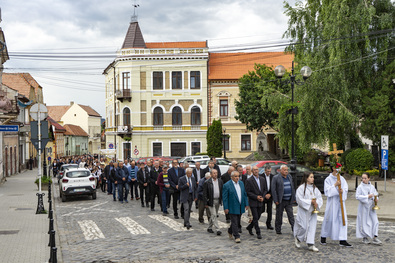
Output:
[1, 0, 297, 117]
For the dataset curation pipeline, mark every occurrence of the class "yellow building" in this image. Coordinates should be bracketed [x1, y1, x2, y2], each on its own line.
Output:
[104, 20, 208, 160]
[208, 52, 294, 159]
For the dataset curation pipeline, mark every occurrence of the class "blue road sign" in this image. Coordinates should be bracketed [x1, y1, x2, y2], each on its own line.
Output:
[381, 149, 388, 170]
[0, 125, 19, 132]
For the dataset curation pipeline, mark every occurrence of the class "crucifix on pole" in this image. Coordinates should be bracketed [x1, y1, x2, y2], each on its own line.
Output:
[328, 143, 344, 163]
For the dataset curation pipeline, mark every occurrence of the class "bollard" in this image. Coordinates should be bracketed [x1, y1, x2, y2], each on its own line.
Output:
[49, 247, 57, 263]
[48, 218, 54, 234]
[375, 181, 378, 191]
[48, 209, 53, 220]
[48, 183, 52, 202]
[48, 229, 56, 247]
[36, 192, 46, 214]
[48, 200, 52, 217]
[355, 176, 358, 190]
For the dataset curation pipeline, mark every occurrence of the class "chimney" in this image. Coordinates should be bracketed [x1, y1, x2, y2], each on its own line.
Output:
[70, 101, 74, 106]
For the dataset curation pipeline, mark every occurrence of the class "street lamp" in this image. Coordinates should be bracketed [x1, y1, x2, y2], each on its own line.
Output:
[222, 128, 227, 160]
[274, 61, 312, 187]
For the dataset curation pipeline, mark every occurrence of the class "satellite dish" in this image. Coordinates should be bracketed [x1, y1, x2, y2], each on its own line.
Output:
[30, 103, 48, 121]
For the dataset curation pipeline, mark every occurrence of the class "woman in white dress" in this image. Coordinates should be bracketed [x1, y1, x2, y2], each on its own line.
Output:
[356, 172, 382, 245]
[294, 172, 323, 252]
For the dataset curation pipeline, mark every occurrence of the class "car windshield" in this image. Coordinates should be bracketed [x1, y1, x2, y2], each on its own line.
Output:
[67, 171, 90, 178]
[217, 159, 230, 165]
[62, 164, 78, 170]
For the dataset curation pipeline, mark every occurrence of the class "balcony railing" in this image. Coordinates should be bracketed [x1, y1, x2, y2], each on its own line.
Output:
[116, 89, 131, 102]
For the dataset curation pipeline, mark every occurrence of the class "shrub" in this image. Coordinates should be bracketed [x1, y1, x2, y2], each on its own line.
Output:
[304, 150, 319, 166]
[345, 148, 374, 172]
[341, 148, 354, 166]
[35, 176, 52, 184]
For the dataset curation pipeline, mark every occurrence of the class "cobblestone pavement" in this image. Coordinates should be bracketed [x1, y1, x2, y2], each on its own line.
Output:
[53, 184, 395, 263]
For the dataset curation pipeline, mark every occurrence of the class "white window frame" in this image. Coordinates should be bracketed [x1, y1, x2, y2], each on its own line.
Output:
[189, 70, 202, 90]
[151, 71, 165, 91]
[170, 71, 183, 90]
[169, 141, 187, 156]
[240, 133, 252, 151]
[190, 141, 201, 155]
[152, 141, 163, 157]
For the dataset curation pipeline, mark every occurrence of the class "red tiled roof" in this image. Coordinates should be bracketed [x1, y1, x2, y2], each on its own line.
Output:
[79, 104, 101, 117]
[146, 41, 207, 49]
[63, 124, 89, 137]
[47, 106, 70, 122]
[208, 52, 294, 80]
[47, 116, 66, 132]
[2, 73, 41, 98]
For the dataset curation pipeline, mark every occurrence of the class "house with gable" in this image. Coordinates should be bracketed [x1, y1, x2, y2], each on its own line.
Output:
[48, 102, 101, 155]
[63, 124, 89, 156]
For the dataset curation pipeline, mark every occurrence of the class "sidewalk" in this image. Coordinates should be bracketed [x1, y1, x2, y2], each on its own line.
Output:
[0, 169, 50, 263]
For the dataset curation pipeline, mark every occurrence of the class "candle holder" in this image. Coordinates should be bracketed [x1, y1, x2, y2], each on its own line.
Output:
[312, 198, 319, 214]
[373, 195, 380, 210]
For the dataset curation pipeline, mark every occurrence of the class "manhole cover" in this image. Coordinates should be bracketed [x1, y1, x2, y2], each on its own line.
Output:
[0, 230, 19, 235]
[15, 208, 34, 211]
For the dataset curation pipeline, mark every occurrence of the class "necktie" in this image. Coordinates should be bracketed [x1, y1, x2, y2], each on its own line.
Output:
[175, 168, 178, 177]
[189, 178, 192, 193]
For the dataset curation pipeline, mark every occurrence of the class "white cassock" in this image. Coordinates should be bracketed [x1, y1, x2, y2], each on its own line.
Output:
[356, 182, 379, 239]
[294, 184, 323, 244]
[320, 173, 348, 240]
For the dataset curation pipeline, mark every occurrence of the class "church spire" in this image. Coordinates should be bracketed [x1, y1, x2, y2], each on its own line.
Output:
[131, 0, 139, 23]
[121, 1, 146, 49]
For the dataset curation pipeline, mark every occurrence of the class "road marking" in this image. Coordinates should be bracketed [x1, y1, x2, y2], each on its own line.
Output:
[62, 201, 109, 217]
[115, 217, 150, 235]
[190, 212, 229, 229]
[77, 220, 105, 240]
[149, 215, 189, 231]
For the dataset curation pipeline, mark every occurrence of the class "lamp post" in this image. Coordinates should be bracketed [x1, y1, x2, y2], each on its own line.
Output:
[222, 128, 227, 160]
[274, 61, 312, 187]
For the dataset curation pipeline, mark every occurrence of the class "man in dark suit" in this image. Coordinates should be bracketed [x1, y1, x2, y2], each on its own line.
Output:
[221, 166, 234, 223]
[210, 157, 221, 176]
[149, 160, 162, 211]
[178, 168, 197, 229]
[203, 169, 223, 235]
[223, 170, 249, 243]
[245, 166, 267, 239]
[201, 160, 214, 177]
[168, 160, 185, 219]
[137, 162, 150, 207]
[193, 161, 203, 209]
[104, 161, 114, 195]
[261, 165, 274, 230]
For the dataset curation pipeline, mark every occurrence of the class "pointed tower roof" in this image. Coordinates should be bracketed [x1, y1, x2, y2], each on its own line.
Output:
[121, 22, 146, 49]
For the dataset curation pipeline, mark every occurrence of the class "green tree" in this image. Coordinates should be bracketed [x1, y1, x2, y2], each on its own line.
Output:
[283, 0, 394, 151]
[206, 119, 223, 157]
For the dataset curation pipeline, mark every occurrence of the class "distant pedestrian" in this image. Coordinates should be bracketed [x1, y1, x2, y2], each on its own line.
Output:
[157, 165, 170, 216]
[203, 169, 223, 236]
[137, 162, 150, 207]
[356, 172, 382, 245]
[178, 168, 197, 229]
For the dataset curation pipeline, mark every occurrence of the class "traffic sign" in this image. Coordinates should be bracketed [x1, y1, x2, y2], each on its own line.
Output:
[109, 143, 114, 149]
[0, 125, 19, 132]
[30, 103, 48, 121]
[381, 135, 389, 150]
[382, 149, 388, 170]
[134, 149, 139, 155]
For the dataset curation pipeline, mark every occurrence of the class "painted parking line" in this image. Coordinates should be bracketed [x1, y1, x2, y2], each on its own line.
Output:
[115, 217, 150, 235]
[190, 212, 229, 229]
[77, 220, 105, 240]
[149, 215, 189, 231]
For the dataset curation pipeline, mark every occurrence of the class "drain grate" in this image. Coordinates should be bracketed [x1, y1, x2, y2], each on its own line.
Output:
[0, 230, 19, 235]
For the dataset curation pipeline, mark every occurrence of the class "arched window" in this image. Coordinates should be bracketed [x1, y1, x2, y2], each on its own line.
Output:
[153, 107, 163, 126]
[191, 106, 201, 125]
[123, 108, 130, 126]
[172, 106, 182, 125]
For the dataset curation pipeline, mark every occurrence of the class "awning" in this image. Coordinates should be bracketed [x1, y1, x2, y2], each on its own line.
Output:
[100, 149, 115, 155]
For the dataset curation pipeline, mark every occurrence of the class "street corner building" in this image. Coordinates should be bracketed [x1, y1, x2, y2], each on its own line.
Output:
[103, 18, 295, 160]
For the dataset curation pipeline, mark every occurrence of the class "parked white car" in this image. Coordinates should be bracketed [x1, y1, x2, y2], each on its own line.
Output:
[179, 155, 210, 163]
[59, 168, 96, 202]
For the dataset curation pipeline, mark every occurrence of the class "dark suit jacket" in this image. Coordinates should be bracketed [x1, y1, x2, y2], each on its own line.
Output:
[192, 168, 203, 183]
[260, 173, 274, 202]
[221, 172, 231, 184]
[178, 175, 197, 203]
[271, 173, 296, 204]
[213, 164, 221, 177]
[203, 177, 223, 207]
[150, 167, 162, 190]
[137, 167, 150, 188]
[245, 176, 267, 208]
[168, 166, 185, 190]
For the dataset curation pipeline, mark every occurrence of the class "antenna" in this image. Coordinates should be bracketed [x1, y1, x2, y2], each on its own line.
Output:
[131, 0, 139, 23]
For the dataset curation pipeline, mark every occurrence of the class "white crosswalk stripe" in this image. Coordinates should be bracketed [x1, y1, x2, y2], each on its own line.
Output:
[77, 220, 105, 240]
[149, 215, 190, 231]
[115, 217, 150, 235]
[190, 212, 229, 228]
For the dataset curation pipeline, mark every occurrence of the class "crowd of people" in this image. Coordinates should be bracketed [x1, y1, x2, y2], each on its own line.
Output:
[50, 155, 382, 250]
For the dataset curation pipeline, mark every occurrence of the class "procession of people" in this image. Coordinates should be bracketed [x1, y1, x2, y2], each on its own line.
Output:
[50, 155, 383, 250]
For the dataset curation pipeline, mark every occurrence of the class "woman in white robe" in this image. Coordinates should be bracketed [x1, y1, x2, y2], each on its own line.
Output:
[294, 172, 323, 252]
[356, 172, 382, 245]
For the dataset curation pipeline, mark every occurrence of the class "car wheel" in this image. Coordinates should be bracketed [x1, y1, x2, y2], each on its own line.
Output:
[61, 193, 67, 202]
[92, 192, 97, 200]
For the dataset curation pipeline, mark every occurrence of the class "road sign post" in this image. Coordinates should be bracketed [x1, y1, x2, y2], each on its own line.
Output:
[381, 135, 389, 192]
[134, 145, 139, 160]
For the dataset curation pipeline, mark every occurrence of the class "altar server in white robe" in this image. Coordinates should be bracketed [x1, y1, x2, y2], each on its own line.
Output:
[294, 172, 323, 252]
[320, 166, 352, 247]
[356, 172, 382, 245]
